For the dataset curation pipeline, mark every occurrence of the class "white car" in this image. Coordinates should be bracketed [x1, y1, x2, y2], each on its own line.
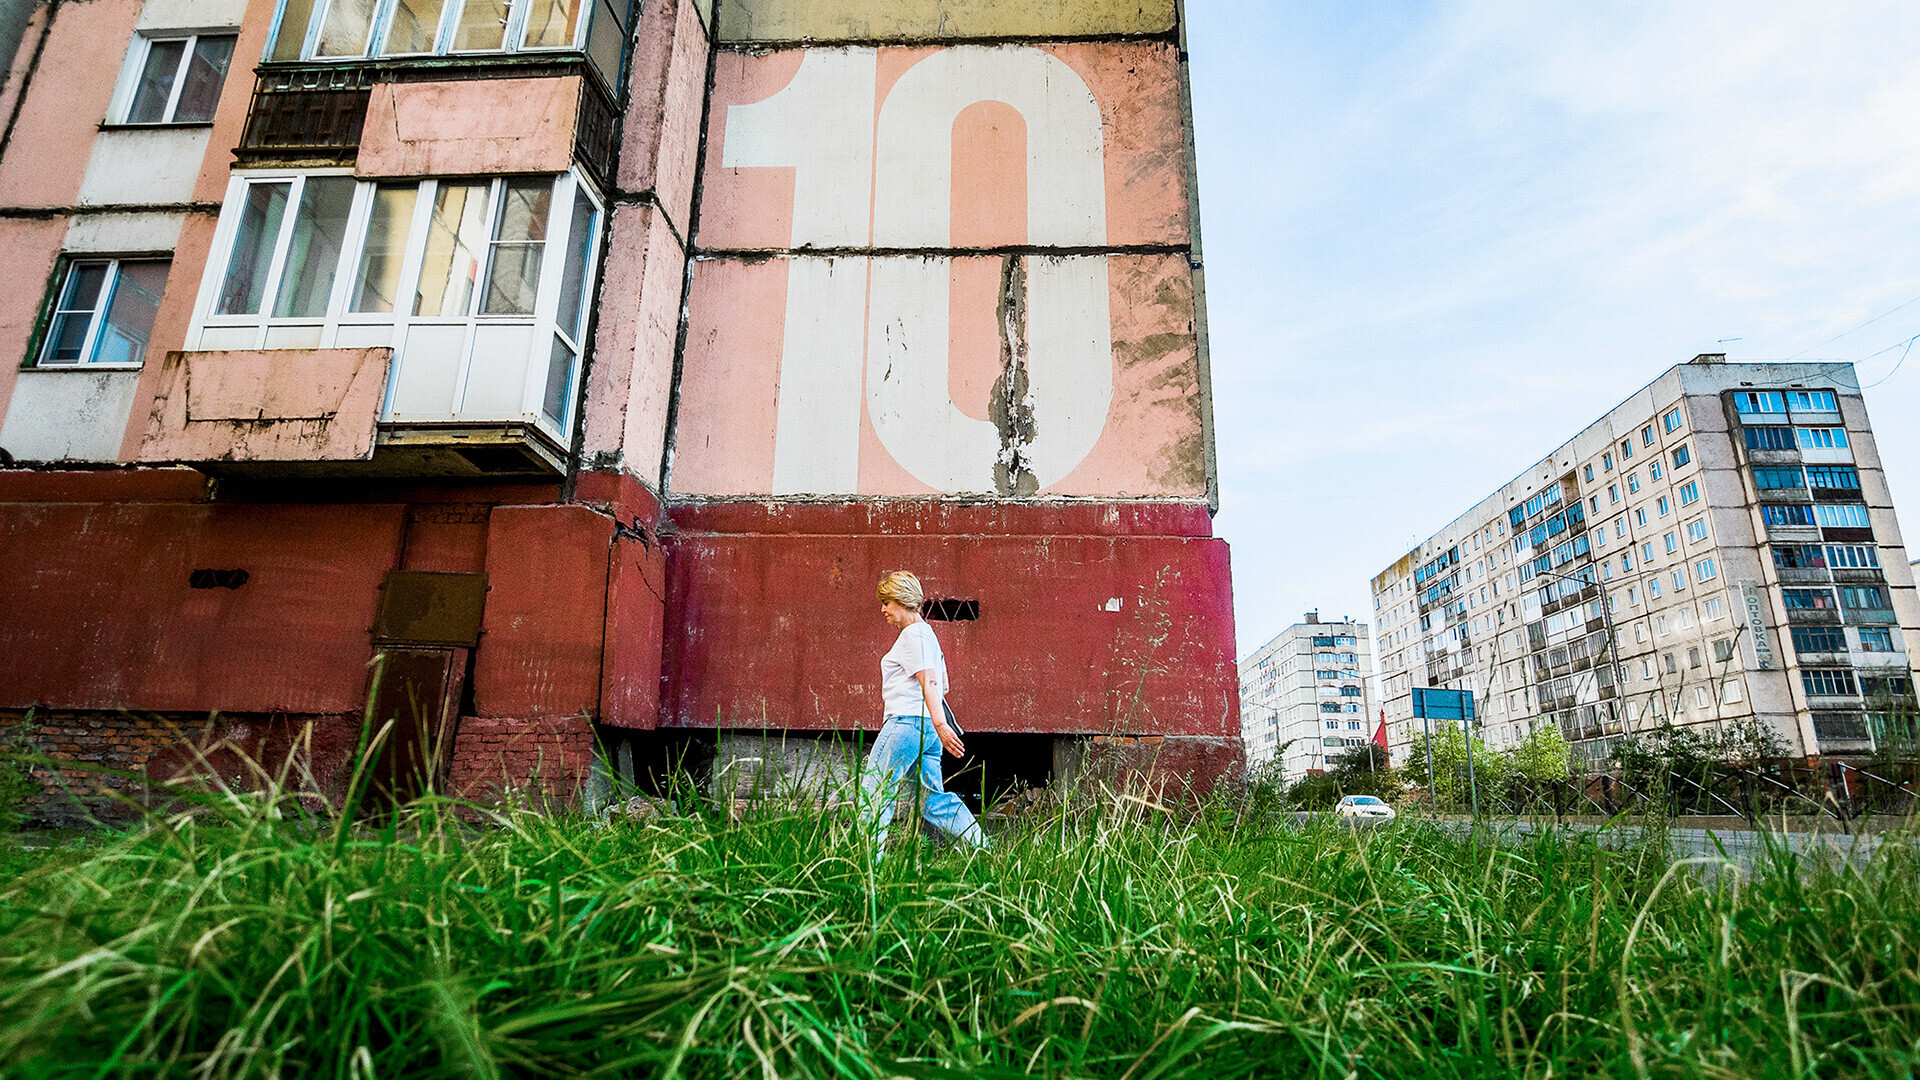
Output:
[1334, 795, 1396, 821]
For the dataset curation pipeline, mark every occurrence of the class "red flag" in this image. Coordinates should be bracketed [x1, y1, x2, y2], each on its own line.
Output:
[1371, 708, 1390, 760]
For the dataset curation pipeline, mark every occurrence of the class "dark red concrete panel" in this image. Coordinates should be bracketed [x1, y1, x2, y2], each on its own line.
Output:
[659, 532, 1238, 737]
[668, 499, 1214, 538]
[572, 468, 664, 528]
[473, 504, 615, 718]
[0, 502, 404, 712]
[0, 468, 210, 504]
[601, 532, 666, 729]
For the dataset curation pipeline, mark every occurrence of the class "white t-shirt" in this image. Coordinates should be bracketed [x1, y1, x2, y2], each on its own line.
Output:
[881, 621, 948, 718]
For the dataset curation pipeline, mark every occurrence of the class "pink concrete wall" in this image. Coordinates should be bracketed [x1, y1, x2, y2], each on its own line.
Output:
[0, 216, 69, 425]
[618, 0, 709, 235]
[0, 0, 140, 209]
[193, 0, 280, 204]
[696, 42, 1190, 249]
[671, 252, 1205, 497]
[357, 77, 582, 178]
[136, 347, 392, 463]
[578, 201, 684, 478]
[119, 212, 222, 460]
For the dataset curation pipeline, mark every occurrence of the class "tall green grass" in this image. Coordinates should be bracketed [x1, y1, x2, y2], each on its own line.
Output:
[2, 782, 1917, 1078]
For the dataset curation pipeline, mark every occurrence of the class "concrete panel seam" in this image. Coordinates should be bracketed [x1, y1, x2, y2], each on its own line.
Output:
[0, 202, 221, 219]
[714, 33, 1178, 50]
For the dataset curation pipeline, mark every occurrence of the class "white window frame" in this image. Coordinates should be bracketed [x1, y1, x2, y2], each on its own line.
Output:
[278, 0, 589, 62]
[108, 32, 239, 125]
[34, 257, 174, 369]
[187, 168, 603, 441]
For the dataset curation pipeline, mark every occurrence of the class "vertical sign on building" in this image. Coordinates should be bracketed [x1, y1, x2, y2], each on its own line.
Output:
[1739, 581, 1774, 669]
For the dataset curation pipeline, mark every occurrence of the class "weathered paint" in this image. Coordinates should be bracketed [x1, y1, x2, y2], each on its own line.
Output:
[601, 531, 668, 728]
[0, 0, 140, 209]
[0, 501, 405, 713]
[579, 202, 684, 478]
[0, 369, 146, 461]
[617, 0, 710, 234]
[118, 212, 236, 460]
[63, 210, 187, 254]
[473, 503, 616, 718]
[356, 77, 583, 178]
[656, 519, 1238, 736]
[0, 215, 69, 427]
[696, 44, 1190, 249]
[672, 252, 1202, 496]
[717, 0, 1176, 42]
[136, 347, 392, 463]
[77, 128, 211, 206]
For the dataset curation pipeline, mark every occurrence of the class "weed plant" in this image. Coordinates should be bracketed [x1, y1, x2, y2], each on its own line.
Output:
[1, 778, 1918, 1078]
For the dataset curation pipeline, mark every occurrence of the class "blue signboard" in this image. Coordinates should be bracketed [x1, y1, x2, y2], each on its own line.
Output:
[1411, 687, 1475, 724]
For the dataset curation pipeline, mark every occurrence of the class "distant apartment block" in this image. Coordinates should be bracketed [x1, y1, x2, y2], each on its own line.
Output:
[1238, 613, 1375, 775]
[1370, 356, 1918, 764]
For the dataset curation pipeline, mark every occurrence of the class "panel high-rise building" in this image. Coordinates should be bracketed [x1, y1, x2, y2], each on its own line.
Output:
[0, 0, 1238, 816]
[1238, 613, 1375, 776]
[1370, 356, 1916, 764]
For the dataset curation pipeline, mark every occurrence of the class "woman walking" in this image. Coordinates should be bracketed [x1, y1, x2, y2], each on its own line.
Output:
[864, 570, 988, 853]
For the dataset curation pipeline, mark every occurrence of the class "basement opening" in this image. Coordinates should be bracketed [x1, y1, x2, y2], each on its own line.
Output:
[921, 598, 979, 621]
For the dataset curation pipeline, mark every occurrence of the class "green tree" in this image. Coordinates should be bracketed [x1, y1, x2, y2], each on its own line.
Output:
[1412, 720, 1509, 811]
[1510, 726, 1571, 781]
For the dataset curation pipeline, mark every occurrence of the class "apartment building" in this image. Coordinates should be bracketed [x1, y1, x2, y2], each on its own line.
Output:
[1370, 356, 1917, 765]
[0, 0, 1239, 814]
[1238, 613, 1375, 776]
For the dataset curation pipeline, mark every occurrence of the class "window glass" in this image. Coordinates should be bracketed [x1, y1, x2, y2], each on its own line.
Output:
[272, 0, 319, 59]
[93, 262, 170, 366]
[1672, 444, 1690, 467]
[217, 181, 292, 315]
[173, 36, 236, 122]
[542, 334, 575, 428]
[553, 193, 597, 339]
[351, 184, 418, 313]
[273, 176, 358, 318]
[315, 0, 381, 55]
[1663, 408, 1683, 432]
[1753, 466, 1803, 489]
[415, 181, 492, 317]
[41, 263, 110, 363]
[126, 39, 186, 123]
[521, 0, 582, 46]
[481, 178, 551, 315]
[454, 0, 513, 51]
[383, 0, 449, 52]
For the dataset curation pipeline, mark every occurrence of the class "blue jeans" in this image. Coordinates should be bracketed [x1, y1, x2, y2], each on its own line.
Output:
[864, 714, 987, 852]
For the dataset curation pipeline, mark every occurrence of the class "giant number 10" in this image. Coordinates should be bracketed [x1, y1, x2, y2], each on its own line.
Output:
[723, 46, 1115, 496]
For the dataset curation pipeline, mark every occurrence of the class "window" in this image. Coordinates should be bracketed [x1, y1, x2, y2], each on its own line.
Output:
[1695, 557, 1717, 582]
[1662, 532, 1677, 553]
[1635, 508, 1648, 527]
[1802, 669, 1858, 697]
[1743, 426, 1795, 451]
[1615, 519, 1627, 538]
[1773, 545, 1825, 569]
[1648, 578, 1662, 599]
[1677, 482, 1700, 506]
[1656, 614, 1669, 636]
[1787, 390, 1837, 412]
[1346, 720, 1362, 731]
[1663, 407, 1684, 433]
[1642, 542, 1654, 562]
[1584, 464, 1594, 482]
[1824, 544, 1879, 569]
[1628, 586, 1640, 607]
[1590, 496, 1600, 515]
[1642, 424, 1655, 446]
[1792, 626, 1847, 653]
[1602, 560, 1613, 580]
[1621, 439, 1634, 459]
[1649, 460, 1663, 481]
[1339, 686, 1362, 697]
[1641, 659, 1653, 679]
[1781, 588, 1837, 610]
[1805, 465, 1859, 491]
[1608, 484, 1619, 504]
[1762, 505, 1815, 527]
[1814, 504, 1871, 529]
[1713, 638, 1736, 662]
[1721, 679, 1743, 704]
[1657, 496, 1670, 517]
[115, 33, 236, 125]
[270, 0, 627, 73]
[1859, 627, 1896, 653]
[1734, 391, 1785, 414]
[1603, 451, 1615, 471]
[1672, 444, 1691, 468]
[35, 259, 171, 367]
[196, 171, 602, 435]
[1621, 551, 1634, 571]
[1753, 466, 1804, 489]
[1840, 585, 1890, 611]
[1320, 706, 1340, 716]
[1627, 473, 1641, 494]
[1664, 653, 1677, 674]
[1343, 703, 1361, 713]
[1704, 597, 1726, 620]
[1686, 520, 1708, 543]
[1797, 427, 1849, 449]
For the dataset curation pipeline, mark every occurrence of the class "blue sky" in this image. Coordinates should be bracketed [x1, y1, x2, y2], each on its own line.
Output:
[1189, 1, 1920, 657]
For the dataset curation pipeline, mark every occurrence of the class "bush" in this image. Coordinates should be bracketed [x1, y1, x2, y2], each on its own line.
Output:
[0, 718, 37, 835]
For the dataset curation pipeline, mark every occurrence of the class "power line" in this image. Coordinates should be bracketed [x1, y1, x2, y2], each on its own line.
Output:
[1787, 294, 1920, 359]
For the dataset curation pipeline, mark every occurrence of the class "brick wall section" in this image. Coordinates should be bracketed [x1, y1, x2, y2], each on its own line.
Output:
[447, 715, 595, 807]
[3, 709, 361, 823]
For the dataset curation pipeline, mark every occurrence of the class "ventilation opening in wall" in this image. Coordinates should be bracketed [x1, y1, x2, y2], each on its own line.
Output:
[922, 598, 979, 621]
[943, 732, 1054, 816]
[188, 569, 250, 589]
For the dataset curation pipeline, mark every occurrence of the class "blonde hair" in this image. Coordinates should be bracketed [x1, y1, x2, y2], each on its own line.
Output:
[877, 570, 924, 609]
